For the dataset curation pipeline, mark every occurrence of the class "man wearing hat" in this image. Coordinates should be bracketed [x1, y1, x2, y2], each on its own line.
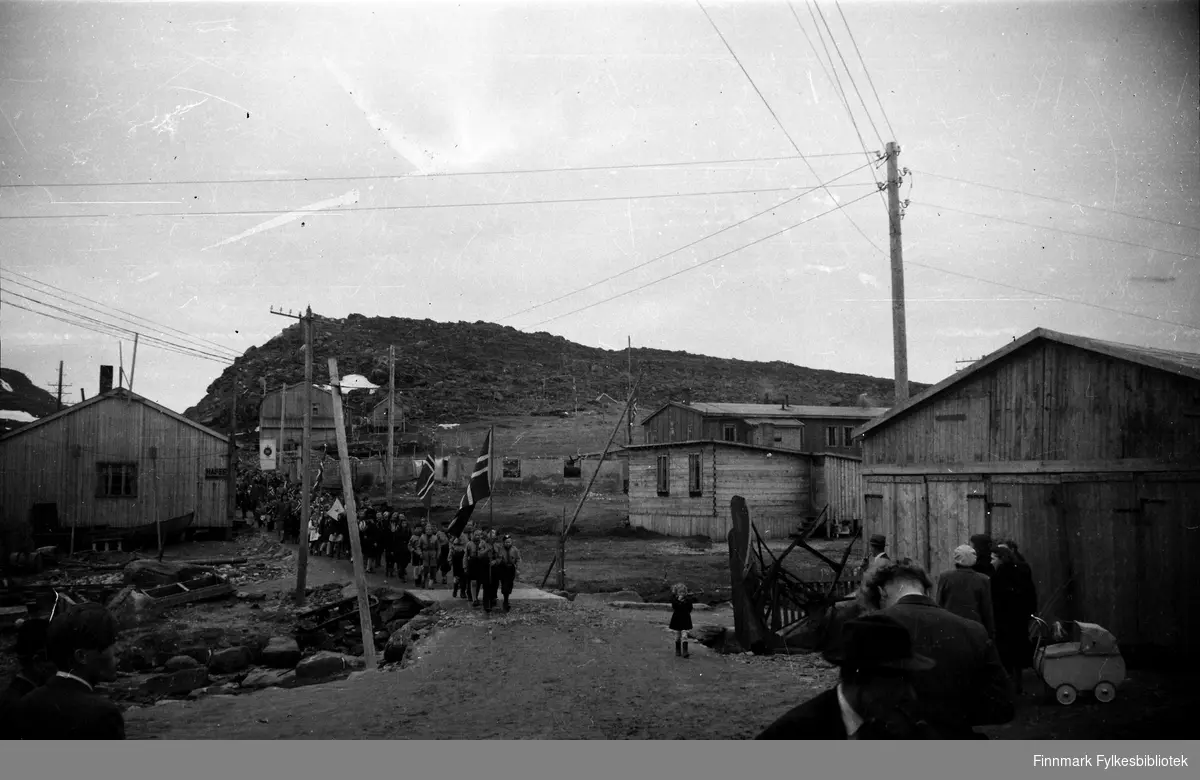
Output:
[870, 560, 1014, 738]
[0, 617, 54, 738]
[936, 544, 996, 638]
[756, 614, 937, 739]
[858, 534, 891, 584]
[14, 602, 125, 739]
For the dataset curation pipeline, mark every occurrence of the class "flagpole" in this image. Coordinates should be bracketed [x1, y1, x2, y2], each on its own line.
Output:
[488, 425, 494, 528]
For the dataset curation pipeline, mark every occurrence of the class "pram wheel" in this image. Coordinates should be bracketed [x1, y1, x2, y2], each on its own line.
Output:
[1094, 681, 1116, 703]
[1055, 684, 1077, 706]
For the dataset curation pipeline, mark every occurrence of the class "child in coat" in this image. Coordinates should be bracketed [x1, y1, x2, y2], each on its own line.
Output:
[669, 583, 698, 658]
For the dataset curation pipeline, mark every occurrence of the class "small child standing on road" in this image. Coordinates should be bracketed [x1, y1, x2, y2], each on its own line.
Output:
[669, 582, 698, 659]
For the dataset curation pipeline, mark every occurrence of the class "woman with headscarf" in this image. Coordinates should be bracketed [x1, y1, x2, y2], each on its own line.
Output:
[669, 583, 698, 658]
[936, 544, 996, 638]
[990, 544, 1038, 693]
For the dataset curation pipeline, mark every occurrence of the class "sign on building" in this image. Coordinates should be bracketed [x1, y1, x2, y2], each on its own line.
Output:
[260, 438, 277, 471]
[205, 467, 229, 480]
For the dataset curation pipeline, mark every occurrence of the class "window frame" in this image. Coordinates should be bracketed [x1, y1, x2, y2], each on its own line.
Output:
[843, 426, 855, 447]
[826, 426, 838, 447]
[96, 462, 138, 498]
[656, 454, 670, 497]
[722, 423, 736, 442]
[687, 453, 702, 497]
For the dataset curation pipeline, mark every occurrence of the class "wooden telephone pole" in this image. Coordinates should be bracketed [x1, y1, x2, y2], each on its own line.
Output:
[271, 306, 315, 603]
[886, 141, 910, 404]
[46, 361, 72, 411]
[626, 336, 633, 445]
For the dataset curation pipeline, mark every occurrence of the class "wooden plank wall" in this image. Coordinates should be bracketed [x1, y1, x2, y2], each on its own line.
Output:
[861, 341, 1200, 467]
[813, 454, 862, 526]
[0, 397, 229, 531]
[628, 444, 717, 537]
[643, 406, 704, 444]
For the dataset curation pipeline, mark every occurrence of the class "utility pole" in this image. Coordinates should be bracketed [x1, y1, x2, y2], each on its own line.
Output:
[886, 140, 910, 404]
[45, 361, 72, 412]
[227, 391, 237, 525]
[128, 333, 139, 395]
[387, 345, 395, 507]
[626, 336, 633, 445]
[271, 305, 314, 604]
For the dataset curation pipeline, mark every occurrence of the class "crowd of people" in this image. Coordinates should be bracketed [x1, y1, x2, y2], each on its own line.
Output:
[757, 532, 1039, 740]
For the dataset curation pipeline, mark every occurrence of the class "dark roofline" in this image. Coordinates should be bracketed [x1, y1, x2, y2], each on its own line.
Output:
[622, 439, 810, 457]
[855, 327, 1200, 438]
[0, 389, 231, 445]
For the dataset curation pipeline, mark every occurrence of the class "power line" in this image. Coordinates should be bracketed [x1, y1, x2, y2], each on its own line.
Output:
[0, 296, 236, 363]
[501, 160, 877, 321]
[808, 0, 884, 148]
[0, 289, 236, 363]
[911, 201, 1197, 260]
[787, 1, 888, 211]
[912, 170, 1200, 232]
[834, 0, 896, 140]
[696, 0, 889, 259]
[0, 267, 243, 358]
[903, 259, 1200, 333]
[0, 152, 876, 190]
[0, 183, 862, 221]
[523, 188, 879, 329]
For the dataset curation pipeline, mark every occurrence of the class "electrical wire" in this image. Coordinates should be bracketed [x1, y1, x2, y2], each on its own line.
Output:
[911, 201, 1197, 259]
[522, 188, 879, 330]
[0, 152, 877, 190]
[787, 1, 888, 211]
[0, 183, 856, 221]
[0, 294, 236, 364]
[912, 171, 1200, 232]
[696, 0, 889, 259]
[903, 259, 1200, 333]
[809, 0, 884, 148]
[0, 267, 243, 358]
[501, 160, 877, 321]
[834, 0, 896, 141]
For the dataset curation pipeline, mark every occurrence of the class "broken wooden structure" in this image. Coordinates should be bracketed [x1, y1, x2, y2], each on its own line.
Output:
[138, 573, 234, 610]
[727, 495, 861, 654]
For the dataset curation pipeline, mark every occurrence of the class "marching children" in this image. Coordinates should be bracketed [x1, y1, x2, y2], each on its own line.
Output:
[669, 583, 699, 659]
[419, 524, 440, 589]
[450, 528, 468, 598]
[436, 523, 451, 586]
[408, 524, 423, 584]
[467, 529, 489, 607]
[495, 535, 521, 612]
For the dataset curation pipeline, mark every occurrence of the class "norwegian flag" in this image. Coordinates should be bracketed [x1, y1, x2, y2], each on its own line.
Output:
[415, 454, 436, 504]
[448, 428, 492, 536]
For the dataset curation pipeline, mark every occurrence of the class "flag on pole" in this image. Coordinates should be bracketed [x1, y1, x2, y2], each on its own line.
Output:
[415, 453, 436, 504]
[448, 429, 491, 536]
[326, 498, 344, 521]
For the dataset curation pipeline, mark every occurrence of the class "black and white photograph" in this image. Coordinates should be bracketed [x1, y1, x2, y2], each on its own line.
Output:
[0, 0, 1198, 748]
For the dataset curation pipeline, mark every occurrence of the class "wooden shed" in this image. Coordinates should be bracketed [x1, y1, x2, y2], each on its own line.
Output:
[854, 327, 1200, 658]
[0, 389, 233, 554]
[626, 440, 813, 539]
[368, 392, 405, 433]
[258, 383, 337, 450]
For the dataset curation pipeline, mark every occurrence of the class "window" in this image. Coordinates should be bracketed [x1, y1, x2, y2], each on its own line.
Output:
[799, 428, 806, 450]
[312, 403, 321, 415]
[97, 462, 137, 498]
[723, 423, 736, 442]
[502, 458, 521, 479]
[688, 453, 702, 497]
[843, 427, 855, 447]
[564, 459, 582, 479]
[656, 455, 670, 496]
[826, 426, 838, 447]
[441, 459, 448, 478]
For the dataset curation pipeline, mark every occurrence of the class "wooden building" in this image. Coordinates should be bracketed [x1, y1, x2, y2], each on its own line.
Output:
[0, 389, 232, 554]
[854, 327, 1200, 657]
[627, 440, 825, 539]
[368, 392, 405, 433]
[258, 383, 337, 451]
[640, 401, 889, 456]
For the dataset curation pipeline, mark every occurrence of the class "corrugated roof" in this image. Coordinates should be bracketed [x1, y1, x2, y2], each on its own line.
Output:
[0, 389, 231, 445]
[856, 327, 1200, 437]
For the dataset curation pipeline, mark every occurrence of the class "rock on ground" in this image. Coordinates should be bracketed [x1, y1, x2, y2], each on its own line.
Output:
[165, 655, 200, 672]
[260, 637, 302, 669]
[208, 646, 253, 675]
[140, 668, 209, 698]
[239, 669, 296, 690]
[295, 651, 366, 681]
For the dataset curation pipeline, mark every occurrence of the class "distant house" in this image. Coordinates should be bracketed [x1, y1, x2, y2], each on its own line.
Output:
[368, 392, 405, 433]
[639, 400, 889, 455]
[0, 387, 232, 556]
[258, 383, 338, 452]
[855, 327, 1200, 658]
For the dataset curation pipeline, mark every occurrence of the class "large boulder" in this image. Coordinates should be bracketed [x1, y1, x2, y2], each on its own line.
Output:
[239, 669, 296, 690]
[295, 651, 364, 681]
[383, 631, 408, 664]
[260, 637, 301, 669]
[139, 668, 209, 698]
[106, 587, 159, 630]
[164, 655, 199, 672]
[208, 646, 253, 675]
[123, 559, 214, 589]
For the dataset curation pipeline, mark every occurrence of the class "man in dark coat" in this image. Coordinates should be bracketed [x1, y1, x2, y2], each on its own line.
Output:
[870, 561, 1014, 739]
[858, 534, 891, 584]
[936, 544, 996, 638]
[14, 603, 125, 740]
[990, 544, 1038, 693]
[0, 618, 54, 739]
[969, 534, 996, 578]
[757, 613, 938, 739]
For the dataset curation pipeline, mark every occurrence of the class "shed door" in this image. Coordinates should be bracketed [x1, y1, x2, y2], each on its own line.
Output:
[1060, 477, 1137, 645]
[988, 477, 1069, 623]
[1133, 475, 1200, 655]
[925, 477, 986, 579]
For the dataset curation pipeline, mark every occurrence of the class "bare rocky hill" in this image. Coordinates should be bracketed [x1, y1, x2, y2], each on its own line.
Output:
[183, 314, 924, 430]
[0, 367, 61, 435]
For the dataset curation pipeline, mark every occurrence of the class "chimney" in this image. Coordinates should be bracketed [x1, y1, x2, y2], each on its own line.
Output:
[682, 389, 692, 406]
[782, 394, 789, 410]
[99, 365, 114, 394]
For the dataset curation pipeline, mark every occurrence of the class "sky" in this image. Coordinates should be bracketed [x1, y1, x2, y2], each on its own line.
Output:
[0, 0, 1197, 415]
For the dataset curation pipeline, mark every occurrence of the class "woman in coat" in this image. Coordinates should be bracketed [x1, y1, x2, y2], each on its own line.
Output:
[936, 544, 996, 638]
[990, 544, 1038, 693]
[669, 583, 698, 658]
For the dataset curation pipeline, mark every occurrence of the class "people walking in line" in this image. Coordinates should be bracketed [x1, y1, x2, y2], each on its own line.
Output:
[483, 532, 503, 613]
[15, 603, 125, 740]
[436, 523, 451, 586]
[466, 529, 488, 606]
[419, 524, 439, 589]
[669, 583, 698, 658]
[990, 543, 1039, 694]
[408, 524, 423, 584]
[450, 529, 468, 598]
[869, 561, 1014, 739]
[757, 613, 938, 739]
[495, 535, 521, 612]
[936, 544, 996, 638]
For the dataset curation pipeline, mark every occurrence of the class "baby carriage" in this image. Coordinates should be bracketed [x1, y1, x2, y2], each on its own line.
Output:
[1030, 617, 1126, 705]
